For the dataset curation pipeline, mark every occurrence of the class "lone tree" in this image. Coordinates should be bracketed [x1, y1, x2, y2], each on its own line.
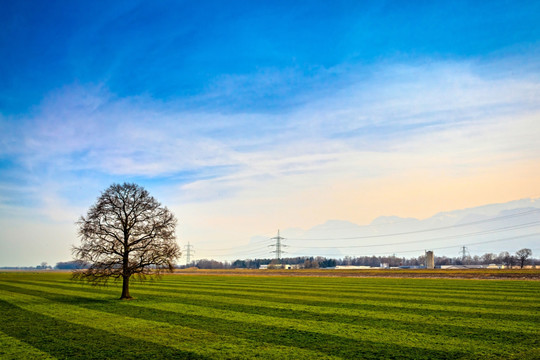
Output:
[515, 248, 532, 269]
[73, 183, 181, 299]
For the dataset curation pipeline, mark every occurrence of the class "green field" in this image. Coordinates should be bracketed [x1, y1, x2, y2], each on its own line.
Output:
[0, 272, 538, 359]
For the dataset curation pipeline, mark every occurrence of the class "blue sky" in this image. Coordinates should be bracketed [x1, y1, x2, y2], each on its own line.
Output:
[1, 1, 540, 265]
[3, 1, 539, 113]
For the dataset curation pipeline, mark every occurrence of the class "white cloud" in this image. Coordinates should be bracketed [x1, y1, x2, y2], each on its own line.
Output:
[5, 59, 539, 181]
[2, 58, 540, 264]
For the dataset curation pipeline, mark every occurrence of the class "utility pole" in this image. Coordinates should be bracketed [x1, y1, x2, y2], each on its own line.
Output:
[270, 230, 286, 262]
[184, 242, 194, 267]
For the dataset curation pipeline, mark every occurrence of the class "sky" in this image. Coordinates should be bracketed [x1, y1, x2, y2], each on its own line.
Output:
[1, 1, 540, 266]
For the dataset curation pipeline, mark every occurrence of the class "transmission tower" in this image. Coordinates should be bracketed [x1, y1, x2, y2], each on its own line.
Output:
[269, 230, 286, 261]
[184, 242, 194, 267]
[460, 246, 469, 263]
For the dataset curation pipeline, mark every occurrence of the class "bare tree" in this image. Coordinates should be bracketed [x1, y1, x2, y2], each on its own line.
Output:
[499, 251, 515, 268]
[73, 183, 181, 299]
[481, 253, 497, 265]
[515, 248, 532, 269]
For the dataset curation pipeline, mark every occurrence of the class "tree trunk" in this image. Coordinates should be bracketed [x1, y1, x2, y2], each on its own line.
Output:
[120, 275, 132, 300]
[120, 241, 132, 299]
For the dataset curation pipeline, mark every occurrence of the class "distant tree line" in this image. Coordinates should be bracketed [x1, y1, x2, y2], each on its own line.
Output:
[55, 260, 90, 269]
[0, 261, 53, 270]
[179, 249, 535, 269]
[0, 261, 89, 270]
[181, 256, 338, 270]
[2, 249, 534, 271]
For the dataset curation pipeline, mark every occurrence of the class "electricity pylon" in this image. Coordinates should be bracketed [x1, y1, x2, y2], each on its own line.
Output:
[269, 230, 286, 261]
[184, 242, 194, 267]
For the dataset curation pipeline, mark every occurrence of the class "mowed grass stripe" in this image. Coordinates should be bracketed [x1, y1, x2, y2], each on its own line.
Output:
[13, 271, 539, 295]
[144, 276, 540, 299]
[0, 331, 57, 360]
[34, 274, 540, 306]
[137, 281, 539, 309]
[1, 273, 539, 359]
[138, 293, 539, 335]
[5, 278, 538, 327]
[157, 275, 540, 296]
[128, 300, 535, 354]
[139, 275, 540, 302]
[138, 282, 539, 314]
[0, 284, 469, 360]
[0, 298, 206, 360]
[0, 281, 537, 356]
[44, 272, 537, 295]
[0, 289, 341, 360]
[10, 278, 539, 318]
[5, 279, 538, 334]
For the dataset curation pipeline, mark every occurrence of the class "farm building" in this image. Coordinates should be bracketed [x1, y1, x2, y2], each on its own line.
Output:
[335, 265, 373, 270]
[258, 264, 301, 269]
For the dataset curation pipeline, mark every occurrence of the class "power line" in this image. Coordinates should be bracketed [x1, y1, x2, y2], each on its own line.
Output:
[197, 240, 278, 258]
[286, 209, 540, 241]
[183, 207, 540, 261]
[197, 240, 273, 253]
[298, 232, 540, 257]
[198, 222, 539, 259]
[255, 199, 540, 240]
[285, 221, 540, 249]
[199, 245, 268, 254]
[369, 232, 540, 256]
[189, 231, 539, 261]
[201, 250, 274, 260]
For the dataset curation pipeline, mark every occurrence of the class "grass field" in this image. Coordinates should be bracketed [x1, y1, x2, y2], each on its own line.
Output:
[0, 272, 538, 359]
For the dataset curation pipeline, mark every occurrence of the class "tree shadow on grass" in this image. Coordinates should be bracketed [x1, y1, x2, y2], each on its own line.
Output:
[5, 281, 536, 359]
[0, 284, 466, 360]
[0, 299, 207, 360]
[18, 280, 535, 349]
[17, 279, 539, 321]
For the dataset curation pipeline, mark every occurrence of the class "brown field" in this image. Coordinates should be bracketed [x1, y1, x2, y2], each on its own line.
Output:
[173, 268, 540, 280]
[7, 268, 540, 280]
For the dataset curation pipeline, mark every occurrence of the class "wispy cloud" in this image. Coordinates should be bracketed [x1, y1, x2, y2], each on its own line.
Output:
[2, 58, 539, 196]
[3, 1, 540, 266]
[1, 57, 540, 265]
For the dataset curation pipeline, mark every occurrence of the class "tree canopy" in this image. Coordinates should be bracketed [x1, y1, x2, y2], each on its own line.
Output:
[516, 248, 532, 269]
[73, 182, 181, 299]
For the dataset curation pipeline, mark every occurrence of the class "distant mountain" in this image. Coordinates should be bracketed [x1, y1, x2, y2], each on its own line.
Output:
[370, 216, 419, 226]
[251, 198, 540, 259]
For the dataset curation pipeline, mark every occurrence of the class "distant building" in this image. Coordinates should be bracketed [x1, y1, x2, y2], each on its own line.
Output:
[259, 264, 301, 270]
[425, 251, 435, 269]
[440, 265, 489, 269]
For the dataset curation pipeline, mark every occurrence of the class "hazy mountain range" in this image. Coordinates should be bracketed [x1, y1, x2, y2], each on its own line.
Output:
[250, 198, 540, 259]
